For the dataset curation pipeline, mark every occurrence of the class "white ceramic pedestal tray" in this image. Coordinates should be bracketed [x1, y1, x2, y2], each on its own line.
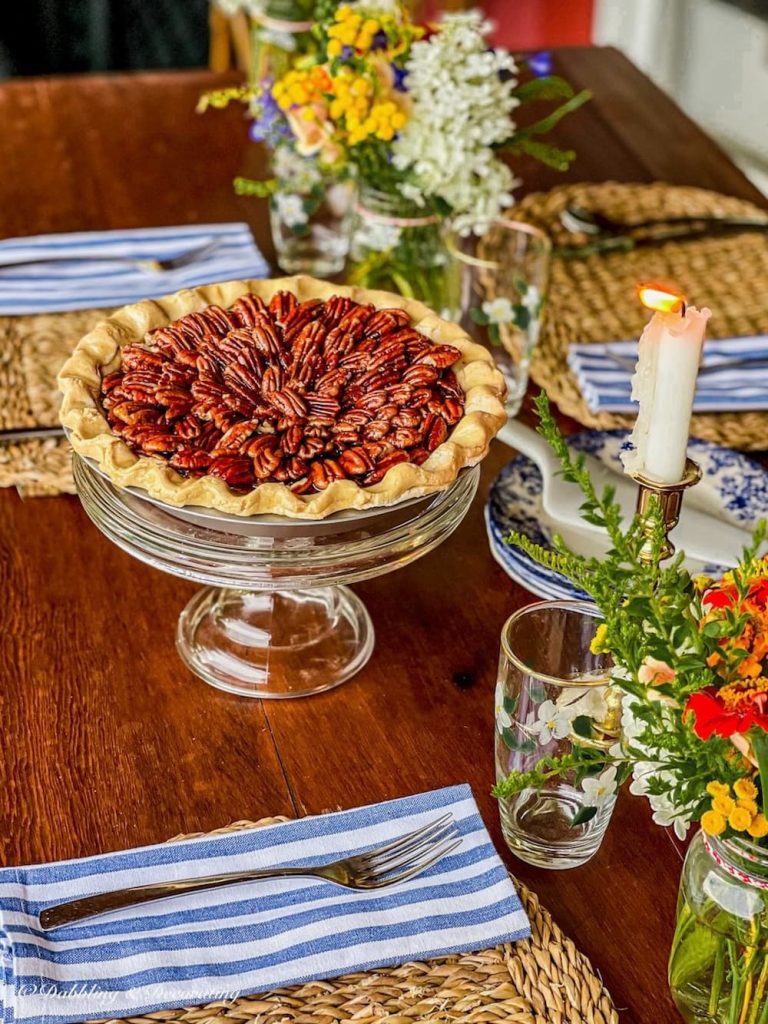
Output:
[73, 454, 479, 699]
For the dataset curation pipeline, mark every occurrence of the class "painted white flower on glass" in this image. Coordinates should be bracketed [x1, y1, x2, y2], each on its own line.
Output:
[581, 765, 618, 808]
[274, 193, 307, 228]
[530, 700, 571, 744]
[495, 681, 512, 735]
[482, 298, 515, 325]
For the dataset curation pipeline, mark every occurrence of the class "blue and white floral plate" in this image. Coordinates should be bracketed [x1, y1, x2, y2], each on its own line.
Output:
[486, 431, 768, 601]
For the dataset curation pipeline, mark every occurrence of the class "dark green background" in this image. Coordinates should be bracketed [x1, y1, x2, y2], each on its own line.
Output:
[0, 0, 209, 78]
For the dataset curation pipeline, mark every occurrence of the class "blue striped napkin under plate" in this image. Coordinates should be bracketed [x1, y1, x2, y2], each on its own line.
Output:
[0, 224, 269, 315]
[0, 784, 528, 1024]
[567, 336, 768, 413]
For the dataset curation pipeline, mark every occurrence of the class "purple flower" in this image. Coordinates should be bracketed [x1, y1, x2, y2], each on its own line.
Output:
[391, 64, 409, 92]
[249, 86, 289, 145]
[528, 51, 552, 77]
[341, 44, 354, 60]
[371, 29, 388, 51]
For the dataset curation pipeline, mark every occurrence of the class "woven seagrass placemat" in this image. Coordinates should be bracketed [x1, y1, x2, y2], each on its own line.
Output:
[516, 182, 768, 451]
[0, 308, 109, 495]
[87, 817, 617, 1024]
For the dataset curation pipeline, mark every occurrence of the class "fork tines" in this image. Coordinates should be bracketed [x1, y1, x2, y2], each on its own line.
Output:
[354, 813, 462, 888]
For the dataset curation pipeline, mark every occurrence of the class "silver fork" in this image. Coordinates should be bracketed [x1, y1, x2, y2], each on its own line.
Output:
[0, 239, 220, 274]
[39, 814, 461, 932]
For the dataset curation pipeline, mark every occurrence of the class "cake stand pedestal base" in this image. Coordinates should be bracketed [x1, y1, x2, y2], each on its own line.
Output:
[176, 585, 374, 698]
[73, 453, 478, 700]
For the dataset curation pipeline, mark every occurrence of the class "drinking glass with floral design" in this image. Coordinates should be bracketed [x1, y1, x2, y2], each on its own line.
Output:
[447, 220, 551, 417]
[495, 600, 620, 869]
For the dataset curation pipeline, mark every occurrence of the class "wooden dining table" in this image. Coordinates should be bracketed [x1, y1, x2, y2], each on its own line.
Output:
[2, 45, 766, 1024]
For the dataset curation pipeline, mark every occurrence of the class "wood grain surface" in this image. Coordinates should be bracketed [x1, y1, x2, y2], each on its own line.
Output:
[1, 48, 766, 1023]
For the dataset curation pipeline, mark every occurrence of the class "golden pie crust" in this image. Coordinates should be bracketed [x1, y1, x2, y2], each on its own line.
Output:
[58, 275, 507, 519]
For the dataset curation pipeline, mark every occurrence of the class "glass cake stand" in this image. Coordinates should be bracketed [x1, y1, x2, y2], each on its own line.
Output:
[73, 454, 479, 699]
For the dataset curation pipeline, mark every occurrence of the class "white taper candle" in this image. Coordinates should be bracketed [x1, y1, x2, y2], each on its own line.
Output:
[621, 301, 711, 484]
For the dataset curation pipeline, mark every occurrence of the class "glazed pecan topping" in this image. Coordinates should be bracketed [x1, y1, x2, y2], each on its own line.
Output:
[100, 291, 465, 494]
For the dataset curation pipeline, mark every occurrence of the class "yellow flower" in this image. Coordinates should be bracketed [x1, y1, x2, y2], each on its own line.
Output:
[702, 810, 727, 836]
[327, 38, 343, 58]
[729, 806, 753, 832]
[706, 781, 730, 799]
[734, 778, 759, 801]
[287, 84, 309, 105]
[329, 98, 347, 120]
[748, 814, 768, 839]
[713, 795, 735, 817]
[362, 18, 380, 34]
[693, 575, 714, 593]
[589, 623, 608, 655]
[738, 798, 759, 817]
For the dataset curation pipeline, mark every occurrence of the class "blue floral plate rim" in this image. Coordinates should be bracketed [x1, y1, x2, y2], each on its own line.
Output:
[486, 430, 768, 601]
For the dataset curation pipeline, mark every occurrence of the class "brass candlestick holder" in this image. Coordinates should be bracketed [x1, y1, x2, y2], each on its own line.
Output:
[629, 459, 702, 566]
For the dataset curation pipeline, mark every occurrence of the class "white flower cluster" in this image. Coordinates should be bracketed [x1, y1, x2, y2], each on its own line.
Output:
[620, 696, 694, 841]
[272, 146, 323, 193]
[392, 11, 520, 236]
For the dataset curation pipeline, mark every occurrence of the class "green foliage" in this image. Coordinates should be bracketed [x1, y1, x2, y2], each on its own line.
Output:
[511, 75, 577, 103]
[499, 90, 591, 171]
[234, 177, 279, 198]
[493, 392, 768, 836]
[570, 806, 598, 827]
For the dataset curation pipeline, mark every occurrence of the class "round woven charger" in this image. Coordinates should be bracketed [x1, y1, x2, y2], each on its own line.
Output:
[89, 817, 618, 1024]
[515, 182, 768, 451]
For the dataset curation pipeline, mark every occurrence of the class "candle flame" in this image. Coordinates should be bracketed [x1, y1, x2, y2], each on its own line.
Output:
[637, 283, 686, 315]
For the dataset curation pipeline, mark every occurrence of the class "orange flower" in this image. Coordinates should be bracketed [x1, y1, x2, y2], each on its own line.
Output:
[637, 657, 676, 687]
[285, 106, 341, 163]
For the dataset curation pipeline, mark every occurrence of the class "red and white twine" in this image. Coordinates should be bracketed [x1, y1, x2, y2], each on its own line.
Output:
[703, 834, 768, 891]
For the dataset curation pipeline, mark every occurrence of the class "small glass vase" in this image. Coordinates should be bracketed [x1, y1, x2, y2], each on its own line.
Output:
[249, 0, 314, 86]
[495, 600, 620, 869]
[670, 831, 768, 1024]
[269, 149, 356, 276]
[347, 182, 452, 313]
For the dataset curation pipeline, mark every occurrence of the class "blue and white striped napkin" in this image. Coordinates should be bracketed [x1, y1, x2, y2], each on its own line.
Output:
[0, 224, 269, 315]
[0, 785, 528, 1024]
[568, 336, 768, 413]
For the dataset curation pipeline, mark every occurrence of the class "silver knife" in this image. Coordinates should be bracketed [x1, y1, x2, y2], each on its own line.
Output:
[0, 426, 66, 443]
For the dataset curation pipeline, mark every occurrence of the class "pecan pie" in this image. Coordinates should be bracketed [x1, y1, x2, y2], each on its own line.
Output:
[59, 276, 506, 518]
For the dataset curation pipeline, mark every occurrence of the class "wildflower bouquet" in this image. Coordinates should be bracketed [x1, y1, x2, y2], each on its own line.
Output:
[200, 2, 588, 306]
[494, 394, 768, 1024]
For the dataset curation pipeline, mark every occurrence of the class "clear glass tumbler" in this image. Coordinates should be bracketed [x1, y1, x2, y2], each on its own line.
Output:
[269, 150, 356, 276]
[495, 600, 620, 869]
[446, 220, 551, 417]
